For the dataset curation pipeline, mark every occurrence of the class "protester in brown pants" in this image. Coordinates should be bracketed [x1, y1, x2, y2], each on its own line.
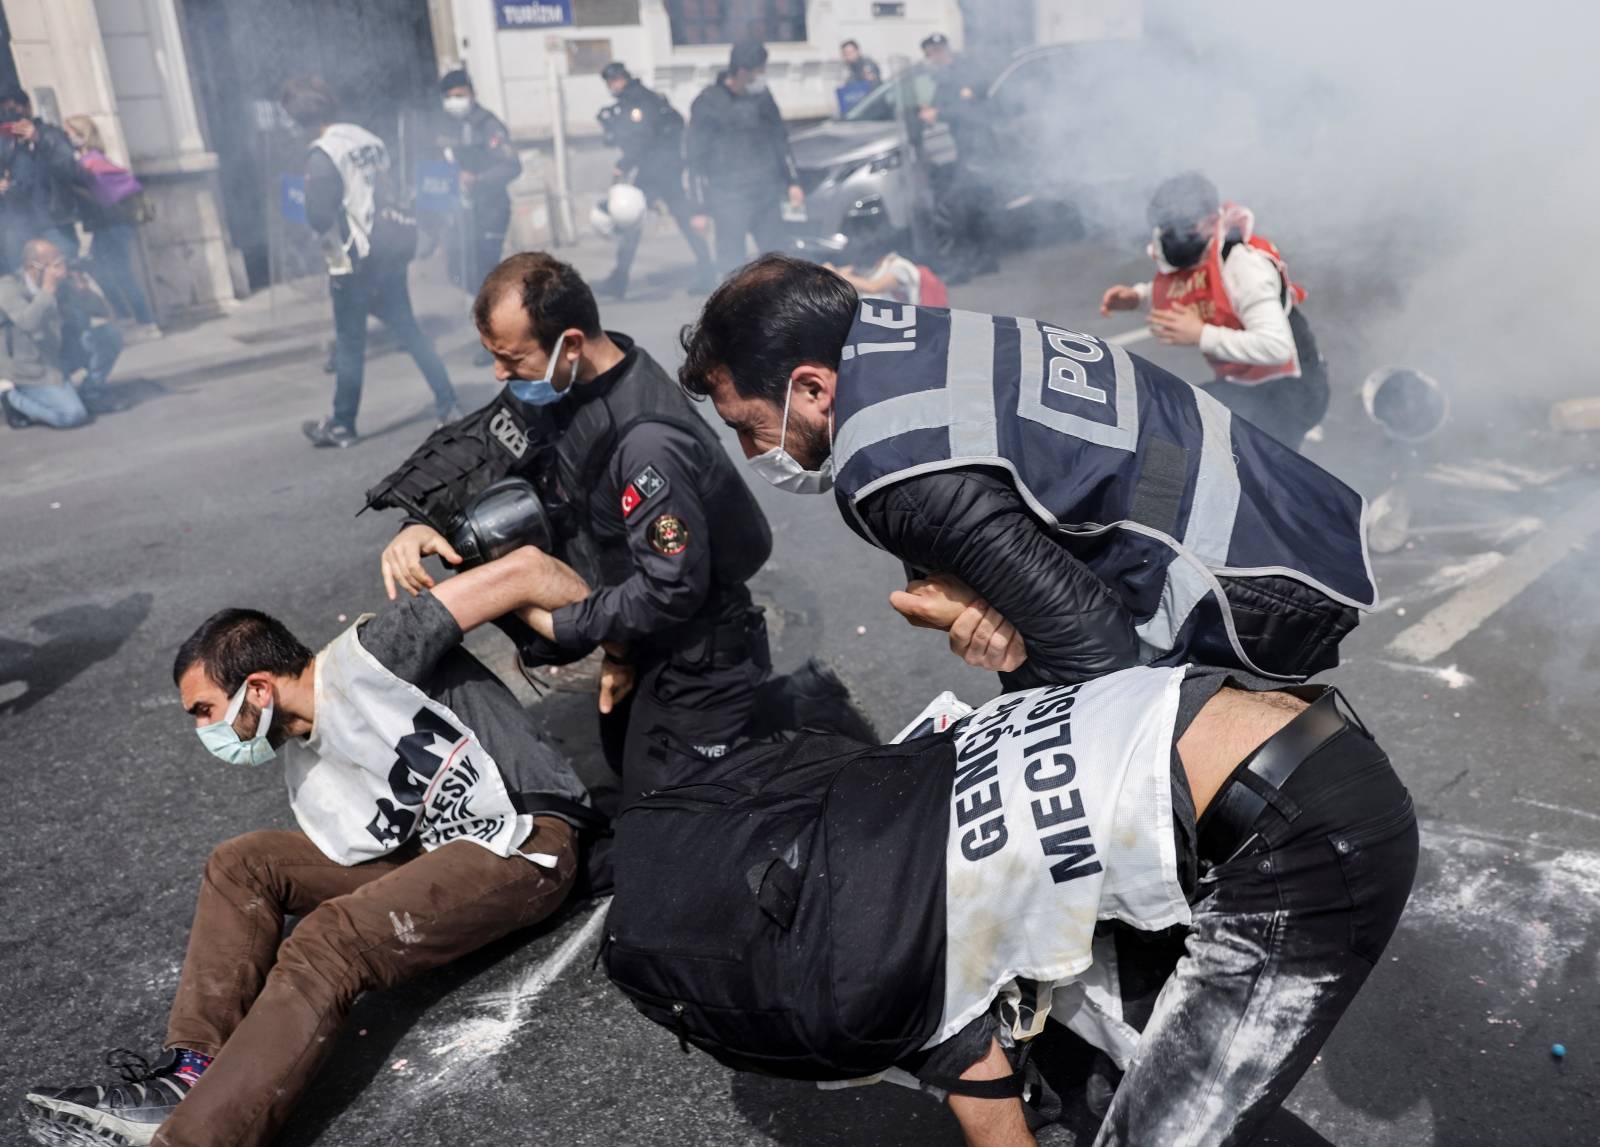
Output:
[24, 545, 597, 1147]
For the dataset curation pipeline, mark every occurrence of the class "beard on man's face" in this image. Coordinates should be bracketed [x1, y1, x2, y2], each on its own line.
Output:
[235, 696, 286, 747]
[786, 410, 833, 471]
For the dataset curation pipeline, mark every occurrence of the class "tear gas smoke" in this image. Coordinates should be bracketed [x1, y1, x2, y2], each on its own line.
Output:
[1024, 0, 1597, 420]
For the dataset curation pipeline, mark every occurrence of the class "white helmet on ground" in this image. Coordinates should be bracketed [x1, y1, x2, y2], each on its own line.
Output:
[607, 183, 648, 230]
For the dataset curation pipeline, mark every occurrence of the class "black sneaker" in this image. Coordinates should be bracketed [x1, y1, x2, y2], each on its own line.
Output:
[1, 390, 32, 429]
[302, 418, 356, 448]
[22, 1049, 191, 1146]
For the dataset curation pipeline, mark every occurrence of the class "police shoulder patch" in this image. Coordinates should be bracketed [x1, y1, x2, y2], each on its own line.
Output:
[648, 514, 689, 556]
[621, 463, 668, 518]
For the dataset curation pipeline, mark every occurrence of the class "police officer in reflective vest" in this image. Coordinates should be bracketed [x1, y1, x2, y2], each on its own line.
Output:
[1102, 173, 1329, 452]
[681, 255, 1376, 685]
[365, 252, 777, 805]
[595, 62, 716, 300]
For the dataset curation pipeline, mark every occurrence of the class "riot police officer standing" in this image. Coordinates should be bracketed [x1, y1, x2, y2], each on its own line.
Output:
[594, 63, 715, 300]
[686, 40, 805, 278]
[433, 70, 521, 301]
[365, 252, 867, 806]
[917, 34, 998, 284]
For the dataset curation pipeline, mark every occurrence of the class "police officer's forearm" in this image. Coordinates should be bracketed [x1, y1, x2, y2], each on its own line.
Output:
[864, 474, 1139, 682]
[547, 570, 709, 654]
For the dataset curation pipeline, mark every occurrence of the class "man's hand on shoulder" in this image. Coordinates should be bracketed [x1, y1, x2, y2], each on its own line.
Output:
[891, 573, 1027, 672]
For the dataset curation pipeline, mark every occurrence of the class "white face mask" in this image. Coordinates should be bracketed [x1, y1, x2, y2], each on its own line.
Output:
[746, 379, 833, 495]
[443, 95, 472, 119]
[745, 76, 768, 96]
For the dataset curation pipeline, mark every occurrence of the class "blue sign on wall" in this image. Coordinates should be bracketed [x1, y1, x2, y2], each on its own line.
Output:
[279, 173, 306, 225]
[494, 0, 572, 29]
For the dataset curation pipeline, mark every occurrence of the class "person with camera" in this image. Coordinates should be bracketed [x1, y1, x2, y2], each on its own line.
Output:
[280, 74, 459, 449]
[0, 87, 81, 272]
[366, 252, 869, 808]
[22, 547, 592, 1147]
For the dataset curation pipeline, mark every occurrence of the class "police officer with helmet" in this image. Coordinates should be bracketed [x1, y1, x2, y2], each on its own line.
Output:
[366, 252, 867, 806]
[594, 62, 715, 300]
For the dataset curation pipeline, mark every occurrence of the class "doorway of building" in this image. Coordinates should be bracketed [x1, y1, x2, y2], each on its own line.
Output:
[179, 0, 439, 291]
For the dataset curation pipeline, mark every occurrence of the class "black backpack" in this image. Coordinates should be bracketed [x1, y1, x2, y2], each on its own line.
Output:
[602, 731, 954, 1082]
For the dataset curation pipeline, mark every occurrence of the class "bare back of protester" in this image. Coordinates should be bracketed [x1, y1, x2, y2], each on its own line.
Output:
[609, 660, 1418, 1147]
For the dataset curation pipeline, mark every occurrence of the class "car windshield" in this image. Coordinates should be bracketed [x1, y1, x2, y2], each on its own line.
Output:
[844, 69, 936, 123]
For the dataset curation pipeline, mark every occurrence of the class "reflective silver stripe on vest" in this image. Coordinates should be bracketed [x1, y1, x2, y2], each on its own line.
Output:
[834, 308, 999, 477]
[946, 308, 999, 458]
[1134, 387, 1243, 654]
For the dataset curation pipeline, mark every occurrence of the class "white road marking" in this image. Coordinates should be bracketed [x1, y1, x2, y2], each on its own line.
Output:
[1386, 488, 1600, 662]
[1375, 660, 1475, 689]
[1376, 551, 1505, 613]
[1513, 797, 1600, 824]
[1106, 327, 1153, 346]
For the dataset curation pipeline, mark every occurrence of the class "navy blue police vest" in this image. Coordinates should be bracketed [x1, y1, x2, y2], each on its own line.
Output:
[830, 301, 1377, 678]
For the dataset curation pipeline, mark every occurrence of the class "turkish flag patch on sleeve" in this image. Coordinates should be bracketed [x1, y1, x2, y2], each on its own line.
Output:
[621, 464, 668, 518]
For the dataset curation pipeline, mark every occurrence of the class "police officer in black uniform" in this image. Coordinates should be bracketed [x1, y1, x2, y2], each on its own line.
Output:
[686, 40, 805, 278]
[917, 33, 998, 284]
[594, 62, 715, 300]
[433, 69, 521, 302]
[366, 253, 867, 806]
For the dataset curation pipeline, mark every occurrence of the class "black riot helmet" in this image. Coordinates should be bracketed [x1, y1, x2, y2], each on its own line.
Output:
[447, 478, 554, 567]
[1148, 172, 1219, 269]
[600, 62, 631, 85]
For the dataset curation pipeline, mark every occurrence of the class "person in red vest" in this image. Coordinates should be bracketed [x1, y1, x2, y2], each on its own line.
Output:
[1101, 172, 1328, 451]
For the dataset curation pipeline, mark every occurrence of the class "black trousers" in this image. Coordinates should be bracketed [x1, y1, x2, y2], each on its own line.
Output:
[927, 161, 997, 280]
[1203, 310, 1330, 453]
[705, 188, 788, 278]
[608, 169, 715, 292]
[1096, 704, 1418, 1146]
[599, 609, 771, 808]
[329, 257, 456, 431]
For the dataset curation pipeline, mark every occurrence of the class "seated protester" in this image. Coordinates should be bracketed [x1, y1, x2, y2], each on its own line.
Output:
[0, 237, 120, 429]
[605, 646, 1418, 1146]
[1101, 172, 1329, 452]
[22, 546, 594, 1147]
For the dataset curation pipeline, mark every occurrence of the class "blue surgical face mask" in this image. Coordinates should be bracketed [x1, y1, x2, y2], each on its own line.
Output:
[196, 681, 277, 766]
[509, 335, 578, 407]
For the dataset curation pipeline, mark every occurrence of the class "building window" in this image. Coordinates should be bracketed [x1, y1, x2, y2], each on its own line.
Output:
[665, 0, 808, 46]
[574, 0, 641, 26]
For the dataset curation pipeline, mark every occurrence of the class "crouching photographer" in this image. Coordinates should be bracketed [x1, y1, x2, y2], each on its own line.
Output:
[603, 664, 1418, 1147]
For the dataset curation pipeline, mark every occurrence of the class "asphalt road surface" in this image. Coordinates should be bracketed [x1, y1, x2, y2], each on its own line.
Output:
[3, 228, 1597, 1146]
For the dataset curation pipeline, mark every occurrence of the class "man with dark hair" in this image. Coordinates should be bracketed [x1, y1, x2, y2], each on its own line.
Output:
[22, 547, 592, 1147]
[686, 40, 805, 277]
[839, 39, 881, 86]
[595, 61, 715, 299]
[0, 87, 81, 270]
[365, 252, 864, 808]
[432, 68, 520, 304]
[280, 74, 459, 449]
[1101, 173, 1329, 451]
[678, 254, 1376, 687]
[916, 32, 998, 284]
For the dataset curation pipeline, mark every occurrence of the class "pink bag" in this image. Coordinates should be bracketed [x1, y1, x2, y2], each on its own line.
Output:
[79, 149, 142, 207]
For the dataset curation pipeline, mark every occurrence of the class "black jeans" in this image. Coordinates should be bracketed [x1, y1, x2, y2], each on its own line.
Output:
[329, 257, 456, 432]
[609, 168, 715, 292]
[445, 202, 508, 297]
[1204, 310, 1330, 453]
[88, 222, 156, 325]
[705, 188, 787, 278]
[1095, 708, 1418, 1146]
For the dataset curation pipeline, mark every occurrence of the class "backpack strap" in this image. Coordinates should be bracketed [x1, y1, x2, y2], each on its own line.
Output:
[508, 790, 610, 832]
